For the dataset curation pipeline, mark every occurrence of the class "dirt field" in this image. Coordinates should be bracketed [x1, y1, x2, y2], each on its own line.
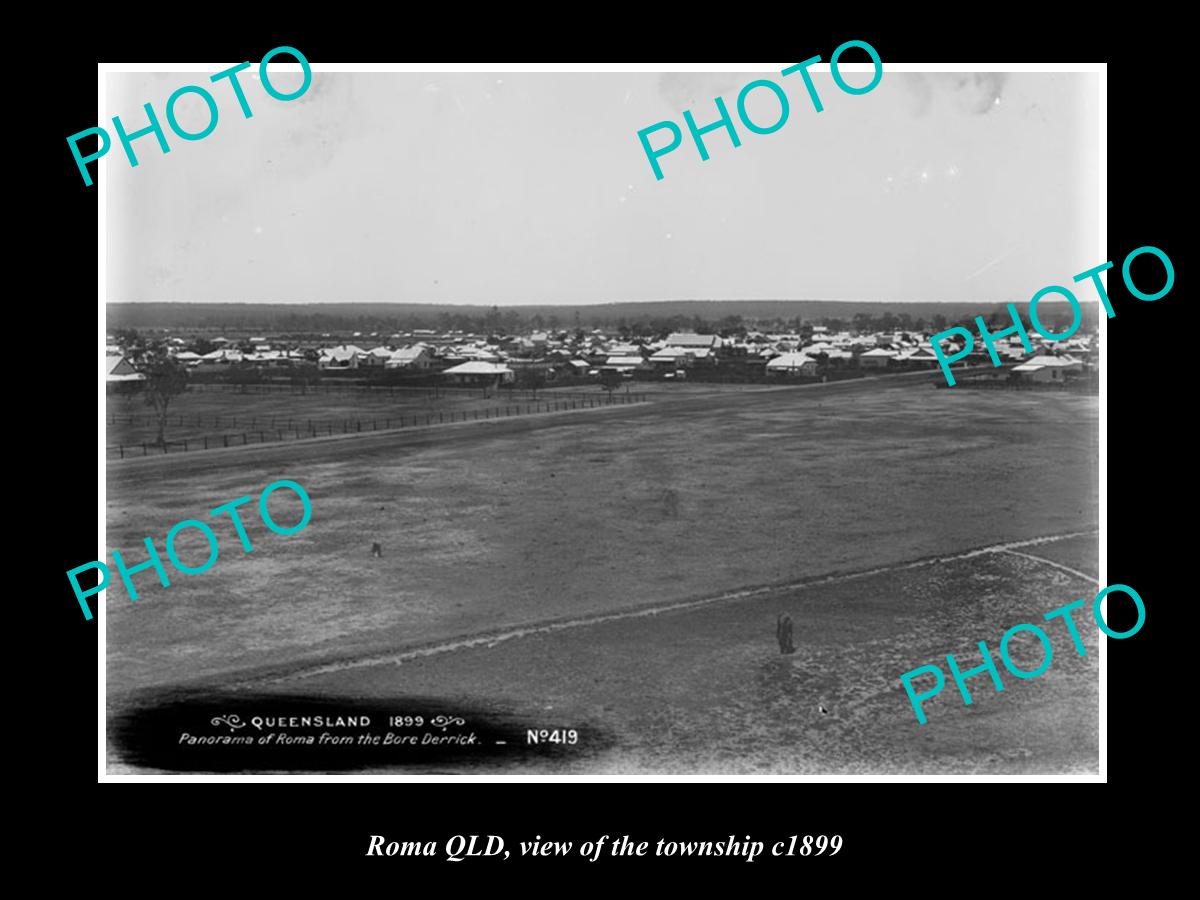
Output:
[103, 377, 1099, 773]
[246, 537, 1099, 774]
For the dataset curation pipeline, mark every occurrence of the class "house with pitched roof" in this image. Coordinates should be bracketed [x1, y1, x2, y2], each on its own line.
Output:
[766, 352, 818, 376]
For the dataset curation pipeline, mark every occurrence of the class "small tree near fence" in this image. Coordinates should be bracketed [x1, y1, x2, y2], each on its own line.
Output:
[126, 337, 188, 448]
[598, 368, 623, 401]
[516, 367, 547, 399]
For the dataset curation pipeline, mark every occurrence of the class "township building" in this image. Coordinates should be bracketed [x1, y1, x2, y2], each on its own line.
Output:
[1011, 354, 1084, 383]
[318, 345, 366, 370]
[105, 355, 145, 393]
[765, 352, 818, 376]
[665, 332, 721, 350]
[385, 345, 434, 370]
[440, 361, 514, 387]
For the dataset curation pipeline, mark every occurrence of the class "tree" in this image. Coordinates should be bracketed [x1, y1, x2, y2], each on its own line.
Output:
[517, 366, 546, 399]
[716, 314, 745, 337]
[125, 337, 188, 448]
[485, 305, 502, 334]
[598, 368, 623, 401]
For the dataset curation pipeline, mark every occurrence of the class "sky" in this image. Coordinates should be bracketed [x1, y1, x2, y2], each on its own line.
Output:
[106, 68, 1100, 305]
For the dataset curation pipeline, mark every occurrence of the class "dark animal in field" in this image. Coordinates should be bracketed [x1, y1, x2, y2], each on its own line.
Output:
[371, 542, 382, 558]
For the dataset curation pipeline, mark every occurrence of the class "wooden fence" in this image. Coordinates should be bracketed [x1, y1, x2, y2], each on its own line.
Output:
[107, 393, 647, 459]
[185, 381, 609, 401]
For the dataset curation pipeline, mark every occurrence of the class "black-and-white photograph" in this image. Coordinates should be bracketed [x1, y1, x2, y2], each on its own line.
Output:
[98, 63, 1102, 776]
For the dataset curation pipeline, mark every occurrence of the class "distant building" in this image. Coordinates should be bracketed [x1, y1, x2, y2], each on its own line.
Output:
[193, 349, 241, 371]
[106, 355, 142, 380]
[664, 333, 720, 350]
[859, 348, 897, 369]
[766, 352, 818, 376]
[602, 355, 648, 373]
[1011, 354, 1083, 383]
[386, 346, 434, 370]
[106, 355, 145, 393]
[319, 345, 364, 370]
[897, 346, 941, 368]
[649, 347, 696, 368]
[441, 361, 513, 387]
[361, 347, 393, 368]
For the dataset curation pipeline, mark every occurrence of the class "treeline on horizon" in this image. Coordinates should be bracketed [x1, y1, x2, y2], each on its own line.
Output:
[107, 300, 1099, 337]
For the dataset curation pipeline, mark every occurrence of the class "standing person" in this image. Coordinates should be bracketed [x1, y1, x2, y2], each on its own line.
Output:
[776, 614, 795, 655]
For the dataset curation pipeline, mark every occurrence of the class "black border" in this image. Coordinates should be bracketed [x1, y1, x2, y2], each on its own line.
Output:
[41, 18, 1178, 878]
